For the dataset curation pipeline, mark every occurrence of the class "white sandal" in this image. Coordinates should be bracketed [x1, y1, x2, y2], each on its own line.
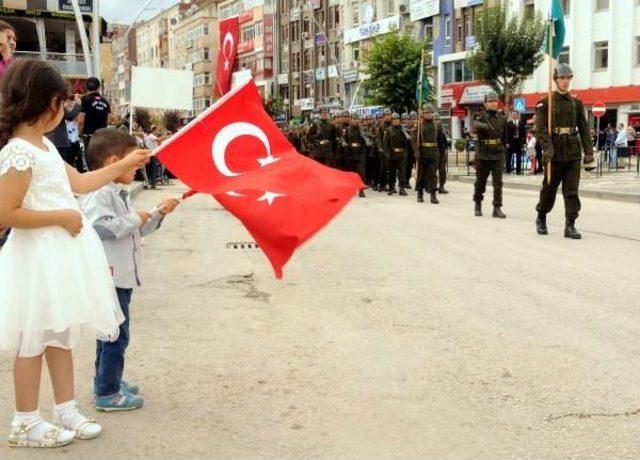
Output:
[7, 418, 75, 448]
[53, 411, 102, 440]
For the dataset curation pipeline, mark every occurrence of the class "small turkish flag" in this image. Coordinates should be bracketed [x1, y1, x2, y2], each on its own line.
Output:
[215, 17, 239, 97]
[155, 79, 365, 278]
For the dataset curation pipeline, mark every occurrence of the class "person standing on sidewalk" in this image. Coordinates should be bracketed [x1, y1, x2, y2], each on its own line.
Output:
[473, 92, 508, 218]
[535, 64, 594, 239]
[506, 111, 526, 174]
[77, 77, 111, 164]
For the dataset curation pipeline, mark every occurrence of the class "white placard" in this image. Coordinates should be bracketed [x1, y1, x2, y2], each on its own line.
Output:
[131, 66, 193, 111]
[459, 84, 494, 104]
[344, 15, 400, 44]
[410, 0, 439, 22]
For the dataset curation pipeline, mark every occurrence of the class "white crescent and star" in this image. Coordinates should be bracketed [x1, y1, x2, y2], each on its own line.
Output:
[212, 122, 285, 205]
[222, 32, 234, 71]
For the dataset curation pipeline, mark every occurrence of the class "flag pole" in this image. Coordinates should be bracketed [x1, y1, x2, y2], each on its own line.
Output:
[546, 17, 554, 184]
[416, 49, 424, 157]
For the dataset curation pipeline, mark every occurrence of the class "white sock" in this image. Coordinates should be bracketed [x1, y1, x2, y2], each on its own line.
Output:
[12, 410, 56, 439]
[54, 400, 101, 438]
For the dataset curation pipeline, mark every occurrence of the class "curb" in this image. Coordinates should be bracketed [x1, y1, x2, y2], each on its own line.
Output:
[454, 175, 640, 204]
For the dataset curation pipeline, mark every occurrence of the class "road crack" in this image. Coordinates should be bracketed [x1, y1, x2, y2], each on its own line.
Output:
[547, 407, 640, 422]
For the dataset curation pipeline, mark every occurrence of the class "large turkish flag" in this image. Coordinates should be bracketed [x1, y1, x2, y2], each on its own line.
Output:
[155, 79, 365, 278]
[214, 17, 239, 97]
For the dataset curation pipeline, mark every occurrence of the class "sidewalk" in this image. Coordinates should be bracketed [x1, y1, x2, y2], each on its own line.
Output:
[450, 168, 640, 204]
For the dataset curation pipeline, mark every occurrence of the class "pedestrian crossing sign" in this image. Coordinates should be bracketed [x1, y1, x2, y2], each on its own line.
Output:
[513, 98, 526, 113]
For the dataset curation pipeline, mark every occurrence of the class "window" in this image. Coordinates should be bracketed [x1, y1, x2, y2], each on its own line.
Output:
[304, 49, 312, 68]
[562, 0, 570, 15]
[254, 21, 264, 38]
[291, 21, 300, 41]
[242, 24, 256, 42]
[443, 59, 473, 84]
[456, 18, 462, 44]
[594, 41, 608, 70]
[445, 14, 451, 48]
[353, 43, 360, 62]
[353, 3, 360, 25]
[454, 60, 463, 82]
[387, 0, 395, 16]
[595, 0, 608, 11]
[464, 13, 472, 38]
[558, 46, 570, 65]
[636, 37, 640, 65]
[523, 0, 535, 19]
[220, 1, 241, 20]
[194, 72, 211, 87]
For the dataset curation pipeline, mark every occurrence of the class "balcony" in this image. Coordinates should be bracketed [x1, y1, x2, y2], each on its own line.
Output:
[15, 51, 94, 78]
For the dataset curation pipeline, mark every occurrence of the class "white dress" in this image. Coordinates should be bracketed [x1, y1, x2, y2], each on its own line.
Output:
[0, 138, 124, 357]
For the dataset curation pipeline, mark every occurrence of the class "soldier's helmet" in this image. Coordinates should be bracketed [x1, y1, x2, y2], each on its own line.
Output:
[383, 108, 392, 116]
[401, 113, 410, 121]
[422, 103, 435, 113]
[484, 92, 499, 103]
[392, 112, 400, 119]
[410, 111, 418, 120]
[553, 63, 574, 79]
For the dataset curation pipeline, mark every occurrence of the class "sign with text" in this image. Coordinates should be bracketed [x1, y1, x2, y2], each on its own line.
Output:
[345, 15, 400, 45]
[59, 0, 93, 13]
[315, 68, 326, 81]
[410, 0, 439, 22]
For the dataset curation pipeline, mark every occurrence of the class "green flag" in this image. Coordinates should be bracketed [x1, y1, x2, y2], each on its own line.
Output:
[416, 51, 429, 104]
[545, 0, 565, 59]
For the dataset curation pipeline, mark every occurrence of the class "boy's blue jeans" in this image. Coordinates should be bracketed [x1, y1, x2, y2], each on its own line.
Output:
[95, 288, 132, 397]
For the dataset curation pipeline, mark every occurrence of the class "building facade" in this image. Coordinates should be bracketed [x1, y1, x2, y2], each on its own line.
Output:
[437, 0, 640, 139]
[173, 0, 219, 115]
[106, 23, 138, 117]
[136, 3, 188, 69]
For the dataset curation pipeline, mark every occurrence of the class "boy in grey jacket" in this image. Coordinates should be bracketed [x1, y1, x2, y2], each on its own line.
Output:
[82, 128, 179, 411]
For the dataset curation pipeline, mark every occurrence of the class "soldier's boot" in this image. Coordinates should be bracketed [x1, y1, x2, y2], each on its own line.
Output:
[430, 191, 439, 204]
[387, 187, 395, 196]
[399, 187, 408, 196]
[359, 189, 366, 198]
[417, 190, 424, 203]
[438, 187, 449, 194]
[564, 218, 582, 239]
[474, 202, 482, 217]
[536, 213, 548, 235]
[492, 206, 506, 219]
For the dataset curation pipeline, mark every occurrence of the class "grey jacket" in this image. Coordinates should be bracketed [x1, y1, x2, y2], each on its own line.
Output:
[47, 104, 81, 148]
[81, 183, 164, 289]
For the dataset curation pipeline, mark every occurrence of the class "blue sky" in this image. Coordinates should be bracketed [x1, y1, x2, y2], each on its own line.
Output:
[101, 0, 179, 24]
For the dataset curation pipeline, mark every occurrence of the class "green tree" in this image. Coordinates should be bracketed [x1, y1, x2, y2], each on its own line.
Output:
[263, 95, 284, 118]
[362, 32, 433, 113]
[134, 108, 152, 132]
[466, 1, 546, 107]
[163, 110, 182, 133]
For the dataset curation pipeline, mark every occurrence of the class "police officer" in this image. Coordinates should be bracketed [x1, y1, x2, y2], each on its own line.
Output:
[383, 112, 408, 196]
[535, 64, 593, 239]
[78, 77, 111, 160]
[473, 92, 508, 218]
[307, 107, 337, 167]
[434, 113, 449, 194]
[343, 113, 367, 198]
[414, 104, 443, 204]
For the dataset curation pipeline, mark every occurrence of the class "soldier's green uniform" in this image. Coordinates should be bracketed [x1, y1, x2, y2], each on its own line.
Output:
[535, 64, 593, 239]
[383, 113, 408, 195]
[414, 105, 442, 204]
[343, 116, 367, 191]
[436, 116, 449, 193]
[308, 110, 337, 167]
[473, 92, 508, 218]
[377, 109, 392, 191]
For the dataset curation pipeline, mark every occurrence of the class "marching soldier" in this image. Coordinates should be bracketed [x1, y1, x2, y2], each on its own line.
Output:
[414, 104, 443, 204]
[407, 111, 418, 190]
[473, 92, 508, 218]
[362, 114, 379, 190]
[535, 64, 594, 239]
[343, 113, 367, 198]
[307, 107, 337, 167]
[435, 113, 449, 194]
[377, 108, 393, 191]
[383, 112, 408, 196]
[400, 113, 414, 190]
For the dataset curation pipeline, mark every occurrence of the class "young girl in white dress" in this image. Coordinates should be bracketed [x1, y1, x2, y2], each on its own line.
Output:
[0, 59, 150, 448]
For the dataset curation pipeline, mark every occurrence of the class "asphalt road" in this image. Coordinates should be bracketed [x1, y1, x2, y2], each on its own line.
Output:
[1, 181, 639, 459]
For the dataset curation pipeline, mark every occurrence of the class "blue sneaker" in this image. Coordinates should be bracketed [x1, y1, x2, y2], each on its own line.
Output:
[93, 380, 140, 396]
[121, 380, 140, 395]
[95, 389, 144, 412]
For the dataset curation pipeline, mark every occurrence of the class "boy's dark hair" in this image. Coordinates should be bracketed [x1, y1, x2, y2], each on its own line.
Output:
[0, 20, 16, 34]
[86, 77, 101, 92]
[88, 128, 138, 170]
[0, 59, 68, 148]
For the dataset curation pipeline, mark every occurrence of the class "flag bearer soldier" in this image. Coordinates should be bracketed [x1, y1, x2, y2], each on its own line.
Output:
[414, 104, 443, 204]
[535, 64, 594, 239]
[473, 92, 508, 218]
[400, 113, 414, 190]
[377, 108, 393, 191]
[383, 112, 408, 196]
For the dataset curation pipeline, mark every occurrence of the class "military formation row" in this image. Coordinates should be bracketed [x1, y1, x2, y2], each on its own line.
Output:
[283, 105, 449, 204]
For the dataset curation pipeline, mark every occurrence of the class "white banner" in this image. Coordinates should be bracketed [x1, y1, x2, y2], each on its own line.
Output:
[459, 84, 494, 105]
[131, 67, 193, 111]
[410, 0, 439, 22]
[345, 15, 400, 44]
